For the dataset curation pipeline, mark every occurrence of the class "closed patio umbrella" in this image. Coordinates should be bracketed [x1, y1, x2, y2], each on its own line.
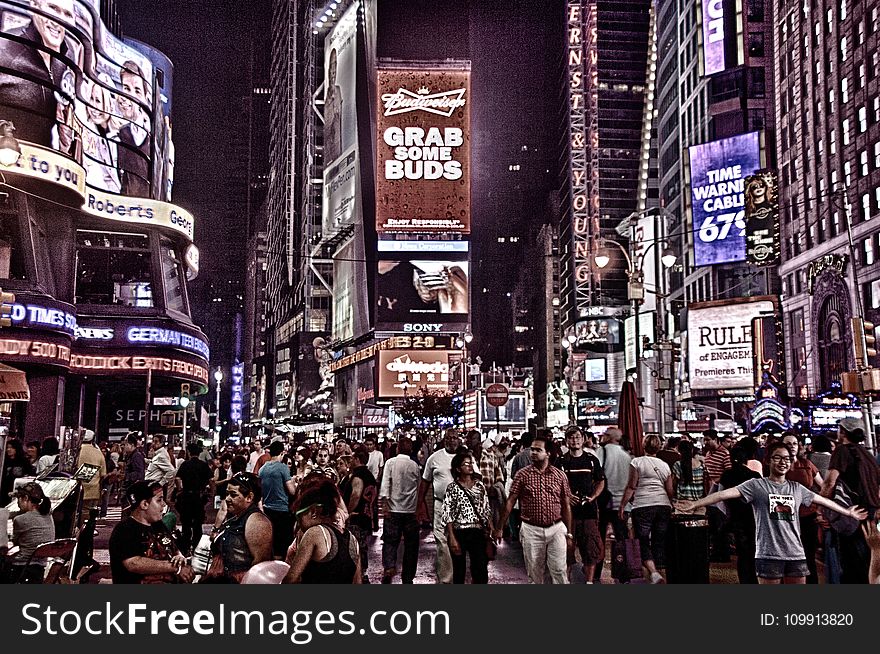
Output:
[618, 380, 644, 456]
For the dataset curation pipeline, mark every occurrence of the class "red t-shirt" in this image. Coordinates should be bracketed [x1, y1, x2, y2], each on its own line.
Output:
[787, 458, 819, 516]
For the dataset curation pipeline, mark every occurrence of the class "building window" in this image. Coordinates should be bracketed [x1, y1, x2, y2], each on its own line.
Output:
[747, 0, 764, 21]
[748, 32, 765, 57]
[841, 77, 849, 104]
[864, 193, 873, 221]
[828, 89, 835, 114]
[840, 36, 848, 61]
[748, 68, 765, 98]
[865, 236, 875, 264]
[862, 151, 870, 176]
[845, 161, 852, 186]
[75, 230, 153, 307]
[160, 238, 187, 314]
[859, 106, 868, 133]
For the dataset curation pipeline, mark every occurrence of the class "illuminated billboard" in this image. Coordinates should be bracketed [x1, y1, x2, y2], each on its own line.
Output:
[572, 317, 621, 348]
[376, 65, 470, 234]
[376, 241, 469, 333]
[377, 349, 450, 398]
[687, 297, 775, 390]
[701, 0, 727, 75]
[689, 132, 761, 266]
[744, 169, 780, 266]
[0, 1, 167, 200]
[322, 3, 361, 238]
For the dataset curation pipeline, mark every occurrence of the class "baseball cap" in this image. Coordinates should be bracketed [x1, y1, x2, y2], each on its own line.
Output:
[126, 480, 163, 508]
[14, 481, 46, 502]
[839, 417, 866, 440]
[82, 429, 95, 442]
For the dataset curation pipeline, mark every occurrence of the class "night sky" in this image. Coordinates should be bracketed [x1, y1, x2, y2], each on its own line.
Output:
[117, 0, 562, 367]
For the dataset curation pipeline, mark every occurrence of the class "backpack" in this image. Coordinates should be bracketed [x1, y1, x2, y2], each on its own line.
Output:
[821, 477, 861, 536]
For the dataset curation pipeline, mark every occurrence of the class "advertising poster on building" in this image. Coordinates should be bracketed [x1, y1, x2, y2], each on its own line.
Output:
[377, 349, 450, 398]
[624, 312, 656, 371]
[322, 2, 361, 238]
[0, 1, 159, 199]
[689, 132, 761, 266]
[376, 241, 469, 333]
[572, 317, 621, 349]
[332, 225, 370, 342]
[699, 0, 741, 76]
[376, 65, 470, 234]
[687, 297, 775, 390]
[744, 169, 780, 266]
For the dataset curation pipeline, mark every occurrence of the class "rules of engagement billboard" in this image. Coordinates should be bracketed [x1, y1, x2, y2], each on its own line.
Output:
[688, 132, 761, 266]
[376, 66, 470, 234]
[687, 297, 775, 390]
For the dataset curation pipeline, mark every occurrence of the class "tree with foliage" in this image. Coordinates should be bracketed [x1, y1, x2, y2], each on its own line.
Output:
[394, 387, 464, 440]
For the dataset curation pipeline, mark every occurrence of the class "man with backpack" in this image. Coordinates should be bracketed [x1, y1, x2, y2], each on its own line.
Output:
[820, 417, 880, 583]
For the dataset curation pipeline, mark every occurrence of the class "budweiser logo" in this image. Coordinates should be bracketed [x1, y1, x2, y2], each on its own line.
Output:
[382, 87, 467, 117]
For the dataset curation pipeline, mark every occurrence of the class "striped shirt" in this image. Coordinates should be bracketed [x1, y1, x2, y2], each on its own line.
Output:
[704, 446, 731, 484]
[509, 464, 571, 527]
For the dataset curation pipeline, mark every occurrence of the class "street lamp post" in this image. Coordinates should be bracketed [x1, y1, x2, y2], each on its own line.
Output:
[455, 331, 473, 393]
[179, 396, 191, 449]
[595, 220, 677, 435]
[214, 368, 223, 434]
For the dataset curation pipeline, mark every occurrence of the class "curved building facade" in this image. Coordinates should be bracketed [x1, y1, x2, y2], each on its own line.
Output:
[0, 0, 206, 443]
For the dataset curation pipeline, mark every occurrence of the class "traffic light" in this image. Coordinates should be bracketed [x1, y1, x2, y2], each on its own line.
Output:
[671, 341, 682, 364]
[0, 289, 14, 327]
[852, 318, 876, 365]
[180, 382, 190, 401]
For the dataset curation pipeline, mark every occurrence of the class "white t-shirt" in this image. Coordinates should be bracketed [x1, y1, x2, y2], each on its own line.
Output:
[367, 450, 384, 479]
[246, 450, 262, 473]
[630, 456, 672, 509]
[423, 448, 455, 502]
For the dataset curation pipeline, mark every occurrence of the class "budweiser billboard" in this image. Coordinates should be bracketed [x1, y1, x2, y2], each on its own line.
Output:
[376, 65, 471, 234]
[377, 349, 451, 398]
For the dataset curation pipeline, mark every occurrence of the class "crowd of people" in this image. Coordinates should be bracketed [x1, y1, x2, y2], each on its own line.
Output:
[4, 415, 880, 585]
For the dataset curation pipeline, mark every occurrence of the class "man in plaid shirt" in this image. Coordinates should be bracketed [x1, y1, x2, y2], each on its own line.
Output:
[467, 430, 506, 527]
[494, 430, 573, 584]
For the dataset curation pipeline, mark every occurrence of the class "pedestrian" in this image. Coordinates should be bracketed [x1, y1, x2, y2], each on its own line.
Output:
[680, 442, 868, 584]
[656, 436, 682, 469]
[719, 446, 761, 583]
[702, 429, 732, 562]
[173, 443, 212, 555]
[75, 430, 106, 517]
[594, 426, 632, 582]
[2, 482, 55, 583]
[2, 438, 33, 505]
[109, 481, 194, 584]
[619, 434, 674, 584]
[252, 439, 272, 475]
[558, 425, 606, 584]
[671, 439, 707, 505]
[443, 450, 493, 584]
[820, 417, 880, 583]
[494, 430, 573, 584]
[36, 437, 59, 475]
[338, 448, 378, 583]
[466, 430, 505, 530]
[418, 427, 461, 583]
[204, 472, 274, 583]
[293, 445, 314, 486]
[379, 437, 421, 584]
[284, 476, 361, 584]
[782, 432, 823, 584]
[144, 435, 176, 499]
[809, 434, 834, 479]
[259, 439, 297, 558]
[507, 431, 534, 539]
[313, 444, 339, 483]
[212, 453, 233, 508]
[121, 433, 146, 494]
[246, 440, 263, 473]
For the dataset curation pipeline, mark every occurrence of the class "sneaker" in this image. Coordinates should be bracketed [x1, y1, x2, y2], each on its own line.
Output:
[650, 572, 663, 584]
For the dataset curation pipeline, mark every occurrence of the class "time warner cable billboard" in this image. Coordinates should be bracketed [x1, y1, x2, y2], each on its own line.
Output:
[688, 132, 761, 266]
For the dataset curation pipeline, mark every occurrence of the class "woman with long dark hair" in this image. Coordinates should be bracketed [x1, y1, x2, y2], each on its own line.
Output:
[2, 438, 34, 505]
[442, 450, 493, 584]
[671, 440, 706, 506]
[36, 437, 60, 475]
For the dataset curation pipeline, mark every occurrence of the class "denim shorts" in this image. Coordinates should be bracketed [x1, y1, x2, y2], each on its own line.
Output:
[754, 558, 810, 580]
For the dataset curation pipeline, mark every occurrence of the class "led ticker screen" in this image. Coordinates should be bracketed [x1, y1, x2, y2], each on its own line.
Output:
[0, 1, 172, 200]
[376, 66, 471, 234]
[689, 132, 761, 266]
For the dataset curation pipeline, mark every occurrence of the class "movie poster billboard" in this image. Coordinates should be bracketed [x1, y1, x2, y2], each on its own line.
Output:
[376, 241, 469, 333]
[687, 297, 776, 390]
[688, 132, 761, 266]
[572, 317, 621, 349]
[376, 65, 470, 234]
[332, 224, 370, 342]
[322, 2, 360, 238]
[0, 1, 159, 199]
[744, 169, 780, 266]
[377, 349, 450, 398]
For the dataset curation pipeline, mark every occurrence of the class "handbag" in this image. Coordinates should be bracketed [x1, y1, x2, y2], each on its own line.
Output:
[458, 482, 496, 561]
